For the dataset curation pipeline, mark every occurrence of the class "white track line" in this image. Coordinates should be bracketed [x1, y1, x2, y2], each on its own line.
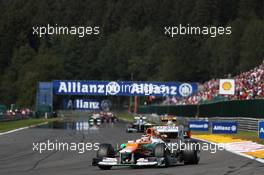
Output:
[0, 122, 48, 136]
[193, 137, 264, 164]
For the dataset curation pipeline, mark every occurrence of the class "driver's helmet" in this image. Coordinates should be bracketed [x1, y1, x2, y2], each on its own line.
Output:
[141, 136, 150, 142]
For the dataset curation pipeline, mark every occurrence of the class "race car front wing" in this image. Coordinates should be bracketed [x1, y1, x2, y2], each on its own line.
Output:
[92, 157, 166, 167]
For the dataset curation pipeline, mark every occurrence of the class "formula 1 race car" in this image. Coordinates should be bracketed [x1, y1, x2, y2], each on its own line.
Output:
[89, 113, 102, 126]
[92, 125, 200, 170]
[126, 116, 153, 133]
[100, 111, 118, 123]
[160, 115, 191, 138]
[160, 116, 179, 125]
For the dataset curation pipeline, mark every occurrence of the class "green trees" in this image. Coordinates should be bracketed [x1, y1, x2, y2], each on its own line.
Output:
[239, 19, 264, 71]
[0, 0, 263, 106]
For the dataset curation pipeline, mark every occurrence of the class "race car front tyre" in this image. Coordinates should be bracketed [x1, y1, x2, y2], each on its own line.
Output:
[154, 143, 170, 167]
[183, 140, 200, 165]
[98, 165, 112, 170]
[97, 143, 115, 170]
[97, 143, 115, 158]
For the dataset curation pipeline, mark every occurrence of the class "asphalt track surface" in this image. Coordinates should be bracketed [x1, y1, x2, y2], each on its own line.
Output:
[0, 118, 263, 175]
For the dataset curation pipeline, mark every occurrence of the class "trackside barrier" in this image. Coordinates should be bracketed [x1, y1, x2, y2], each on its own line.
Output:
[211, 121, 238, 134]
[199, 99, 264, 118]
[142, 114, 261, 132]
[259, 121, 264, 139]
[138, 99, 264, 118]
[188, 120, 209, 131]
[191, 117, 261, 132]
[138, 99, 264, 132]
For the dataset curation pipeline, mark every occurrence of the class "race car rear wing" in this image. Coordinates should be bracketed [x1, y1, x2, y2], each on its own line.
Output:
[155, 126, 179, 133]
[154, 125, 186, 139]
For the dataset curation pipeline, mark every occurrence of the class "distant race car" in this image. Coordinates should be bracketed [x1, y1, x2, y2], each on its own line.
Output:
[160, 116, 179, 125]
[126, 116, 153, 133]
[92, 125, 200, 170]
[100, 111, 118, 123]
[89, 113, 102, 126]
[160, 115, 191, 138]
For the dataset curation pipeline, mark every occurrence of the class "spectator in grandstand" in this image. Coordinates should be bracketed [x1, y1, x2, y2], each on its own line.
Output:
[164, 61, 264, 105]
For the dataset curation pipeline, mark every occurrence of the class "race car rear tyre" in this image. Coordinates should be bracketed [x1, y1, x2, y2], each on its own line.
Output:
[154, 143, 169, 167]
[183, 140, 200, 165]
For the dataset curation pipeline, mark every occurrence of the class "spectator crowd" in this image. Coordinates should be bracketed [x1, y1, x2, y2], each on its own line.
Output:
[163, 61, 264, 105]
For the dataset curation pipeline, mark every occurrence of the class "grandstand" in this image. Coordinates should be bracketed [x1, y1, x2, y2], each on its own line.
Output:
[164, 61, 264, 105]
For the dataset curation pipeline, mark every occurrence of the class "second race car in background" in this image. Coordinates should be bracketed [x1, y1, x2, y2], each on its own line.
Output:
[126, 116, 153, 133]
[100, 111, 118, 123]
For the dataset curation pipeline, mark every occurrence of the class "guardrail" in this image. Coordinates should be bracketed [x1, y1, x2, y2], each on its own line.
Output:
[143, 114, 261, 132]
[138, 99, 264, 118]
[186, 117, 261, 132]
[208, 117, 260, 132]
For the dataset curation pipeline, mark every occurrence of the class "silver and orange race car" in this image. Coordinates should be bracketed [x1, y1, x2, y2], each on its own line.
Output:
[92, 125, 200, 170]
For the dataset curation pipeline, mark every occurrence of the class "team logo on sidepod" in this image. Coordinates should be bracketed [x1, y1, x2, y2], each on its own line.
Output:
[179, 83, 193, 97]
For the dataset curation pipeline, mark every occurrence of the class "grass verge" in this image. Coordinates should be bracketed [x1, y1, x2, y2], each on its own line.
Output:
[0, 117, 60, 133]
[116, 112, 134, 122]
[192, 130, 264, 145]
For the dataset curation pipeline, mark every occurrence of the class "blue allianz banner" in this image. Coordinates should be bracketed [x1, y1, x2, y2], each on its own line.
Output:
[212, 122, 238, 134]
[53, 80, 197, 97]
[189, 121, 209, 131]
[259, 121, 264, 139]
[63, 99, 101, 110]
